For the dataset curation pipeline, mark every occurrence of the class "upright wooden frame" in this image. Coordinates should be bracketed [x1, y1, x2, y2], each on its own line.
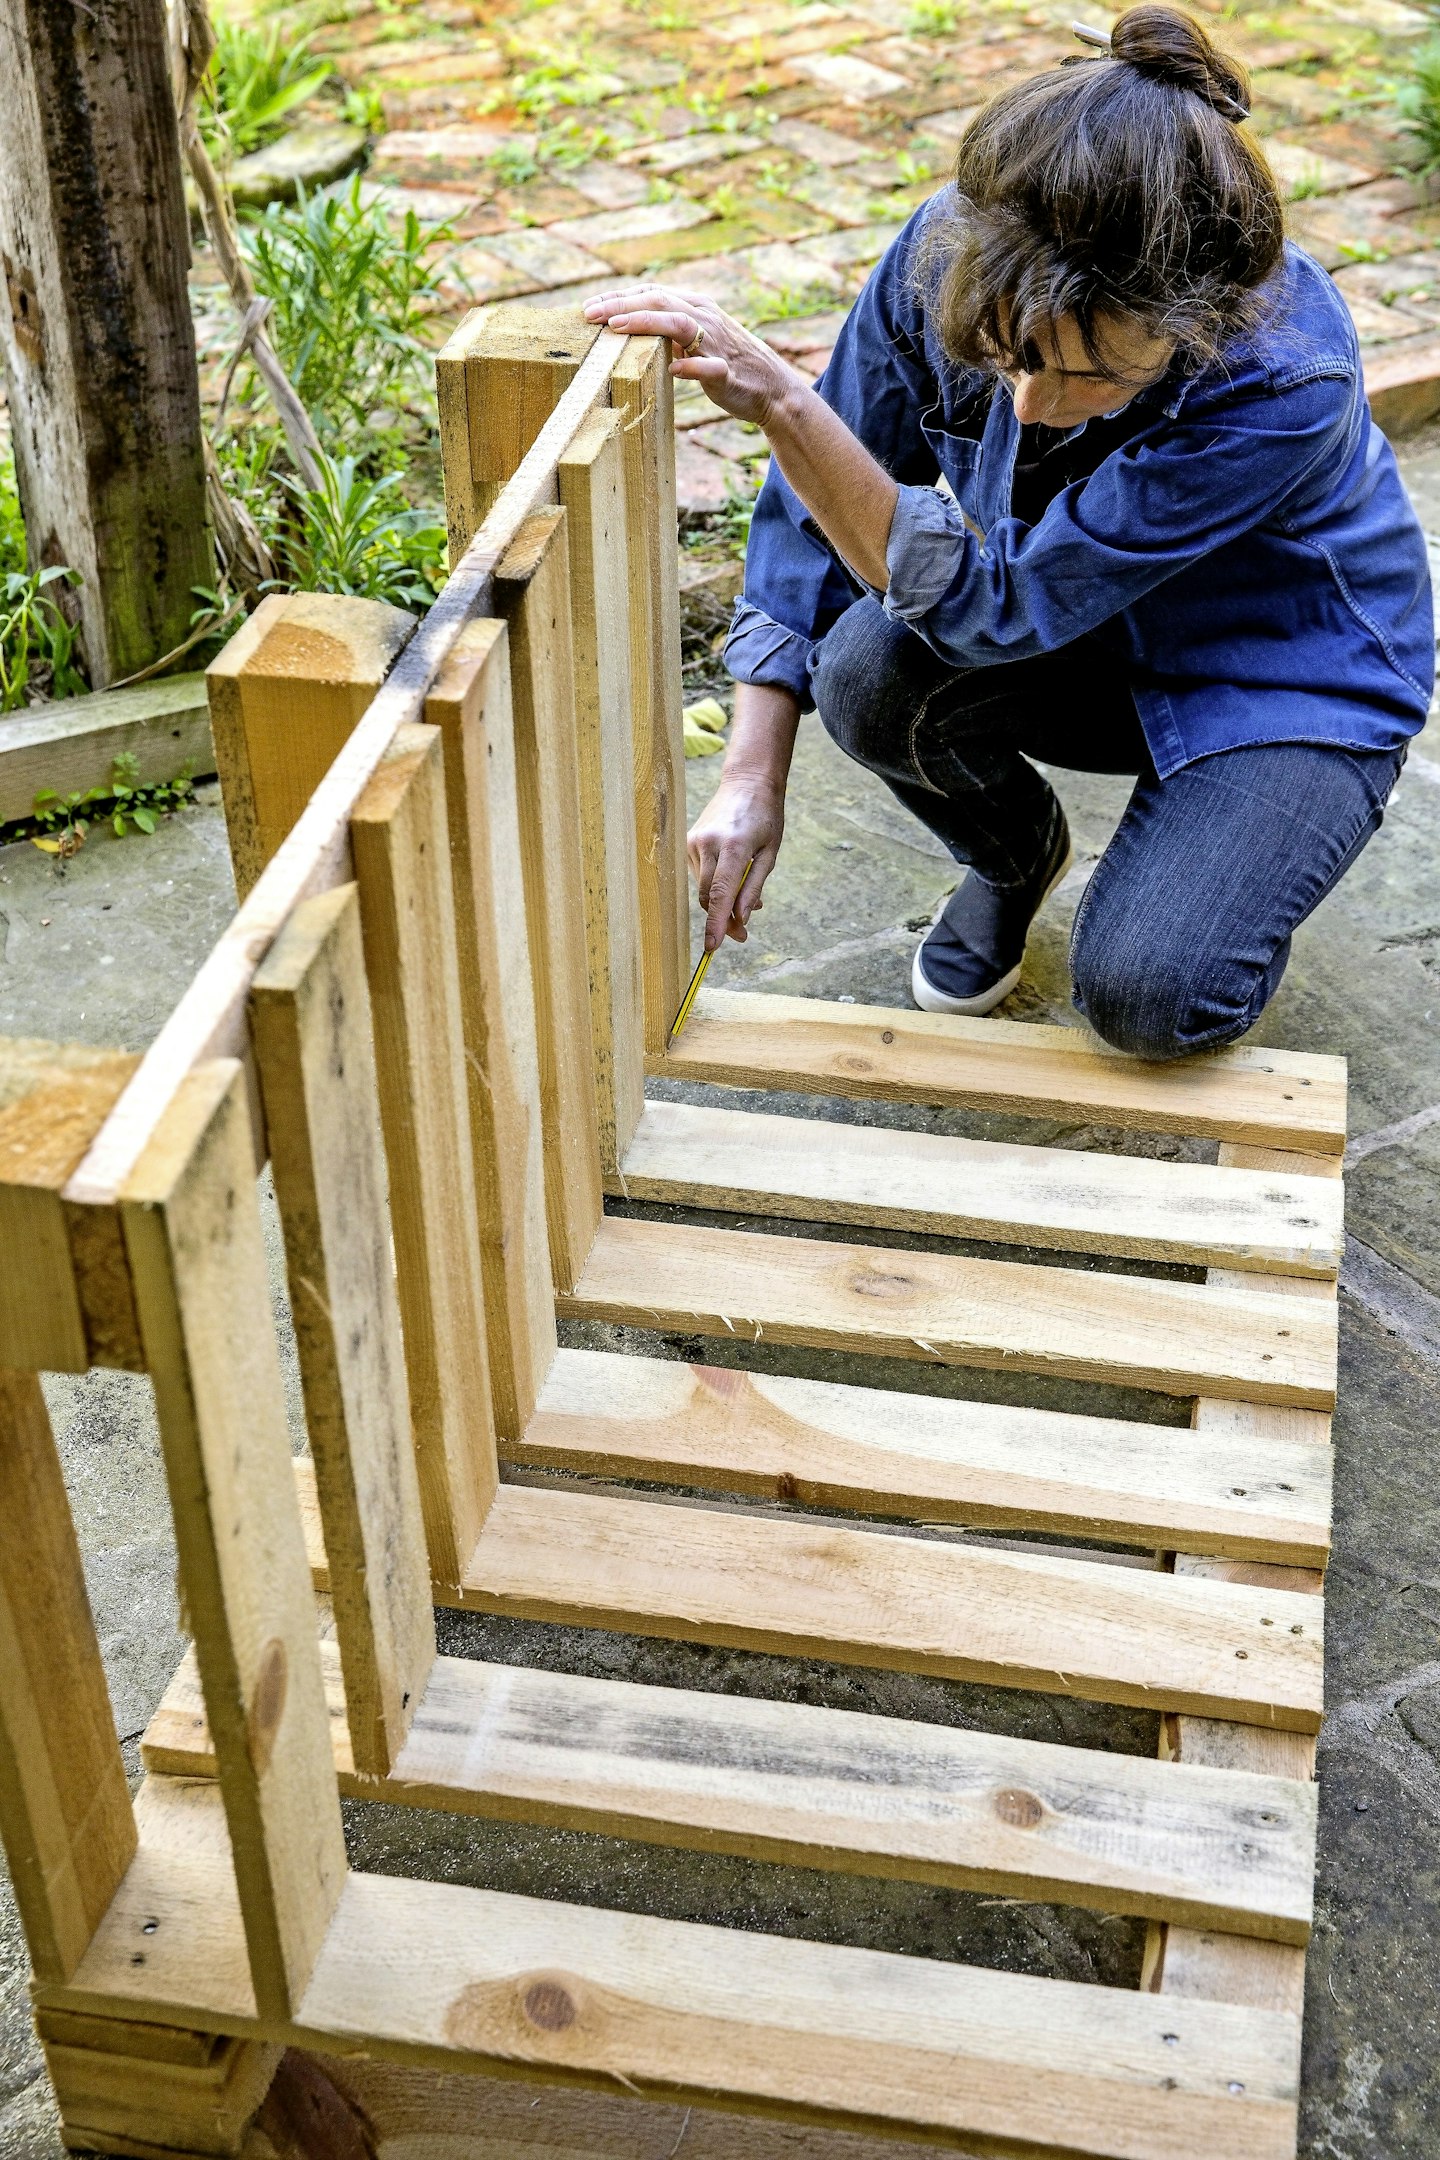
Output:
[0, 305, 1343, 2160]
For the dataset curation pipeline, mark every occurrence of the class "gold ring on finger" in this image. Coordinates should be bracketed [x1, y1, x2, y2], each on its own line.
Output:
[684, 325, 706, 355]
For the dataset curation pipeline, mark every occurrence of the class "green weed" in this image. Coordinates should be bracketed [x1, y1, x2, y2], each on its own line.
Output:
[0, 568, 87, 713]
[241, 177, 456, 445]
[204, 12, 333, 162]
[18, 754, 195, 854]
[1394, 38, 1440, 173]
[906, 0, 960, 34]
[283, 451, 446, 607]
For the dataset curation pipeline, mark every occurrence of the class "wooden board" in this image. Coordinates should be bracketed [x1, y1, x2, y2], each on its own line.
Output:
[351, 726, 498, 1587]
[0, 673, 211, 827]
[0, 1368, 136, 1986]
[515, 1347, 1332, 1564]
[251, 884, 436, 1777]
[207, 593, 417, 900]
[55, 1780, 1302, 2160]
[657, 991, 1346, 1155]
[0, 1037, 138, 1370]
[495, 511, 605, 1294]
[619, 1100, 1344, 1277]
[424, 617, 556, 1440]
[560, 1216, 1339, 1408]
[66, 330, 626, 1214]
[612, 338, 690, 1049]
[445, 1484, 1324, 1728]
[147, 1633, 1317, 1941]
[1152, 1140, 1336, 2019]
[436, 304, 602, 553]
[120, 1061, 347, 2021]
[558, 408, 646, 1177]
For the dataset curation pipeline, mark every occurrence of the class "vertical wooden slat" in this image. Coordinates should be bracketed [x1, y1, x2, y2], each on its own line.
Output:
[611, 337, 689, 1049]
[424, 621, 556, 1441]
[0, 1367, 137, 1986]
[120, 1061, 346, 2021]
[435, 305, 601, 557]
[558, 408, 646, 1177]
[250, 885, 437, 1777]
[206, 593, 416, 901]
[495, 512, 605, 1293]
[350, 724, 499, 1585]
[1148, 1138, 1336, 2018]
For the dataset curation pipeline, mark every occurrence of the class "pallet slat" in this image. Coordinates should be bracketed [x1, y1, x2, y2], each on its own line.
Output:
[619, 1100, 1344, 1276]
[514, 1348, 1332, 1564]
[146, 1636, 1318, 1941]
[58, 1780, 1301, 2160]
[340, 1482, 1326, 1729]
[657, 991, 1346, 1154]
[560, 1216, 1339, 1408]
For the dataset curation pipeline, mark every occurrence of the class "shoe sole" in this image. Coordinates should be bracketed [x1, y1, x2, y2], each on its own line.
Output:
[910, 841, 1075, 1018]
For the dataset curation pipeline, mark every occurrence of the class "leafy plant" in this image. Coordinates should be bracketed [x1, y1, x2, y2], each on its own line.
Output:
[203, 12, 334, 162]
[284, 451, 446, 607]
[241, 178, 455, 445]
[20, 753, 195, 854]
[0, 443, 25, 580]
[906, 0, 960, 33]
[1394, 39, 1440, 173]
[0, 567, 87, 712]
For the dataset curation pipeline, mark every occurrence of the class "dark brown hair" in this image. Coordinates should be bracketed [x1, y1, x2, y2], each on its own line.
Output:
[927, 5, 1285, 378]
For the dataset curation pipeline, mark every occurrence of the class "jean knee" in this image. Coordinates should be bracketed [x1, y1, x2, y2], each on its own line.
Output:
[811, 598, 920, 772]
[1070, 910, 1277, 1062]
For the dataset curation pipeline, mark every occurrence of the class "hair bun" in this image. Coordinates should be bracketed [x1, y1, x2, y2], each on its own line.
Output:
[1108, 3, 1250, 121]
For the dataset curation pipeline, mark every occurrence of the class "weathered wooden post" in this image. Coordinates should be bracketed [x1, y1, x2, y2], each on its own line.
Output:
[0, 0, 213, 685]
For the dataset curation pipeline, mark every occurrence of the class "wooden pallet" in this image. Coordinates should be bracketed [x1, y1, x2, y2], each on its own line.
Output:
[0, 304, 1338, 2160]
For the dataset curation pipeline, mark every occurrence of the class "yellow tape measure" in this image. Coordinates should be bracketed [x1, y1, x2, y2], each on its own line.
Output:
[669, 860, 753, 1044]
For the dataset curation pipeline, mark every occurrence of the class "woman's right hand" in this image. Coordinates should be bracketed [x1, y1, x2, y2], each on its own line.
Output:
[689, 768, 786, 953]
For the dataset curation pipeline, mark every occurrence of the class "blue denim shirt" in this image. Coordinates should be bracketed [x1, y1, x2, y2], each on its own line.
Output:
[725, 211, 1434, 776]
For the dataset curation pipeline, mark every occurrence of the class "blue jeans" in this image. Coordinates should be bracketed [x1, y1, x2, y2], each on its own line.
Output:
[811, 597, 1405, 1059]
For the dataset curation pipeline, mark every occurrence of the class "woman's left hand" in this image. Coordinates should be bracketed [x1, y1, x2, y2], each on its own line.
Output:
[583, 286, 796, 428]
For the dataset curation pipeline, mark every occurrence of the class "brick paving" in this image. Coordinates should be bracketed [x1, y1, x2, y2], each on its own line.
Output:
[289, 0, 1440, 511]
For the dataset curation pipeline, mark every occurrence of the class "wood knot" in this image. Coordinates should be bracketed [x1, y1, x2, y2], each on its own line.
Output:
[775, 1471, 799, 1501]
[837, 1055, 874, 1075]
[993, 1788, 1044, 1830]
[246, 1639, 288, 1778]
[848, 1268, 913, 1301]
[522, 1976, 579, 2031]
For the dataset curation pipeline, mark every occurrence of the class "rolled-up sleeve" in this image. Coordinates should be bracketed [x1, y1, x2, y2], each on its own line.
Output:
[723, 597, 815, 704]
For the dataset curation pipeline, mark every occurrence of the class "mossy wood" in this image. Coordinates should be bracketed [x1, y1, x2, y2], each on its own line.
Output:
[0, 306, 1340, 2158]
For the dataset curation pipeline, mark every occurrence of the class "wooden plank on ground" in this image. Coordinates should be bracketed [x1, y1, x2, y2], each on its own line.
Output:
[0, 1368, 136, 1985]
[119, 1063, 346, 2021]
[446, 1484, 1322, 1728]
[0, 1038, 138, 1370]
[58, 1778, 1302, 2160]
[612, 337, 689, 1050]
[560, 1216, 1339, 1409]
[207, 593, 416, 900]
[0, 674, 212, 826]
[251, 884, 436, 1777]
[558, 408, 646, 1176]
[658, 990, 1346, 1154]
[496, 511, 604, 1294]
[65, 331, 626, 1215]
[424, 619, 556, 1440]
[620, 1099, 1344, 1277]
[351, 725, 498, 1589]
[148, 1633, 1318, 1941]
[515, 1347, 1331, 1563]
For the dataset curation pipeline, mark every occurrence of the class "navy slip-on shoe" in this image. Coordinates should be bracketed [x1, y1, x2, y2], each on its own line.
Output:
[911, 814, 1074, 1017]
